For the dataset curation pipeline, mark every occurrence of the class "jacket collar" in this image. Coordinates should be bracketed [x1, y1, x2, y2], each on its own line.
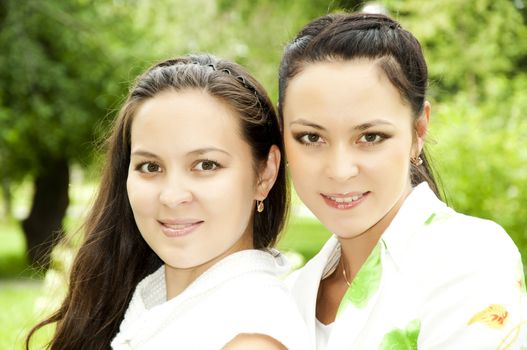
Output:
[380, 182, 449, 270]
[288, 235, 340, 343]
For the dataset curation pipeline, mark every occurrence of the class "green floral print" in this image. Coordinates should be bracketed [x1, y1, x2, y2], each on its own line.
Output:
[337, 243, 382, 313]
[379, 319, 420, 350]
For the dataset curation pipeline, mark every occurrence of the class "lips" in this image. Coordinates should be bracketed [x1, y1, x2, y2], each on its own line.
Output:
[321, 191, 369, 210]
[158, 219, 204, 237]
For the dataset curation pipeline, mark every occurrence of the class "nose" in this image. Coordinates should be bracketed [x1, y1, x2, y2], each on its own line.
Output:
[325, 144, 359, 182]
[159, 177, 193, 208]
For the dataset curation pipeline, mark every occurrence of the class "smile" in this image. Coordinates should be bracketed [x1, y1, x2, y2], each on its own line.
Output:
[321, 191, 369, 210]
[158, 219, 204, 237]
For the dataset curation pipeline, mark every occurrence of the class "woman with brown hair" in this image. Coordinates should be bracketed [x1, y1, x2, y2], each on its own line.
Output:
[26, 54, 309, 349]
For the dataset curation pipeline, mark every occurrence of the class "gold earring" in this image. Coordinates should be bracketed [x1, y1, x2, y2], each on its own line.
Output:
[411, 156, 423, 166]
[257, 200, 264, 213]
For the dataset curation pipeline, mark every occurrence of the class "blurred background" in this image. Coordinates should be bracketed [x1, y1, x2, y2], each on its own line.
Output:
[1, 0, 526, 347]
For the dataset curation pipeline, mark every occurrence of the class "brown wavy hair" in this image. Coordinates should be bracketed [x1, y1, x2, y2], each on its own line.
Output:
[278, 12, 441, 197]
[25, 54, 289, 349]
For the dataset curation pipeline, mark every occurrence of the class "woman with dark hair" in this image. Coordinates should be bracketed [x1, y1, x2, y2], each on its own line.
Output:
[26, 54, 309, 350]
[278, 13, 526, 349]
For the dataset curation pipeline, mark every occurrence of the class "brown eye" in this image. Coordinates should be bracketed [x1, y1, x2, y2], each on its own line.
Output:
[364, 134, 378, 143]
[358, 132, 389, 145]
[308, 134, 319, 142]
[300, 133, 323, 144]
[193, 160, 220, 172]
[138, 162, 162, 173]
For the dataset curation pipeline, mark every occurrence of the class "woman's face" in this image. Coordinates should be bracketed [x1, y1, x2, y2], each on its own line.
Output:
[127, 89, 269, 270]
[282, 59, 427, 239]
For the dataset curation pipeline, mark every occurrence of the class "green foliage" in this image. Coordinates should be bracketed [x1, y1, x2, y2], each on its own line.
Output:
[398, 0, 526, 97]
[279, 217, 331, 261]
[382, 0, 527, 261]
[0, 1, 117, 175]
[432, 84, 527, 261]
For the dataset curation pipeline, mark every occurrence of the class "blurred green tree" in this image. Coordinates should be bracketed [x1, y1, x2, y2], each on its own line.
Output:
[0, 0, 146, 268]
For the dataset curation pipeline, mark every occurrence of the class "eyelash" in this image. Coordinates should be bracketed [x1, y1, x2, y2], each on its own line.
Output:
[294, 132, 325, 147]
[293, 131, 390, 147]
[357, 132, 390, 145]
[134, 159, 222, 174]
[192, 159, 222, 172]
[135, 161, 162, 173]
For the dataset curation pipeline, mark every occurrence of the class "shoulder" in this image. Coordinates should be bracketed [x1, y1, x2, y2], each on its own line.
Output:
[410, 211, 522, 292]
[406, 210, 527, 348]
[214, 263, 305, 322]
[222, 334, 286, 350]
[421, 211, 520, 263]
[214, 276, 310, 349]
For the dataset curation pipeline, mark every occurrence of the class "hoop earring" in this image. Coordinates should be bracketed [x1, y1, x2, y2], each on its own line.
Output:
[411, 156, 423, 166]
[256, 200, 264, 213]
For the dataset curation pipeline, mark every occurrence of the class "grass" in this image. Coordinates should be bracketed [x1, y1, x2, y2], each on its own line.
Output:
[0, 219, 51, 349]
[0, 282, 53, 349]
[0, 220, 43, 279]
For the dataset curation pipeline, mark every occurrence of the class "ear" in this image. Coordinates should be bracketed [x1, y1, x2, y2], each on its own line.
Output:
[413, 101, 431, 156]
[255, 145, 281, 200]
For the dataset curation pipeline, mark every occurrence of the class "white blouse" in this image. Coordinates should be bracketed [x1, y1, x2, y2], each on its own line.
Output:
[316, 319, 333, 349]
[287, 182, 527, 349]
[112, 249, 311, 349]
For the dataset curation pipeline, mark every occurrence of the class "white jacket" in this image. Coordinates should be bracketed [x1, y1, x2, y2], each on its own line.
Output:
[112, 249, 311, 349]
[287, 182, 527, 349]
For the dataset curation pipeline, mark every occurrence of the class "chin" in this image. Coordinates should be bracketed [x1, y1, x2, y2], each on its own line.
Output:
[328, 221, 370, 239]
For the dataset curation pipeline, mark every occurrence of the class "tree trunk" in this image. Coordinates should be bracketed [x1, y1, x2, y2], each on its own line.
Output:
[1, 177, 12, 219]
[22, 158, 70, 270]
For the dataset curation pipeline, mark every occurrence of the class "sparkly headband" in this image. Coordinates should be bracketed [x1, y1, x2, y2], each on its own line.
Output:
[152, 59, 274, 128]
[202, 62, 273, 127]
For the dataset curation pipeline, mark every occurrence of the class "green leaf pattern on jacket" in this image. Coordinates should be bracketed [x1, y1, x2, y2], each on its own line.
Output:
[337, 243, 382, 313]
[424, 211, 452, 226]
[379, 319, 420, 350]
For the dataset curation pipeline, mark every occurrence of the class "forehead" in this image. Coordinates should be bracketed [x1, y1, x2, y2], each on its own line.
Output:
[130, 89, 246, 152]
[283, 59, 412, 126]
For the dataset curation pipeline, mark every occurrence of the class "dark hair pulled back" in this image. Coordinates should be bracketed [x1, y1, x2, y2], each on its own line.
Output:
[278, 13, 440, 196]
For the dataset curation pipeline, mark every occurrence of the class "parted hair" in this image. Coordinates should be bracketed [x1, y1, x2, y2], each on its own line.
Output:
[26, 54, 289, 349]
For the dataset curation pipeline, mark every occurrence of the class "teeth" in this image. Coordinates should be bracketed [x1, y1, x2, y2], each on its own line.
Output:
[329, 194, 362, 203]
[164, 223, 193, 230]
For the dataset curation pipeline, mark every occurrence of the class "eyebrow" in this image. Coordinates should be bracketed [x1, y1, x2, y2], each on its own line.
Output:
[353, 119, 395, 131]
[130, 147, 231, 158]
[187, 147, 231, 157]
[289, 118, 394, 131]
[130, 150, 160, 159]
[289, 119, 326, 130]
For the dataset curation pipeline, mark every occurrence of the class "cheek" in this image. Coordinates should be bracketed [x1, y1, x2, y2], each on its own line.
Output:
[364, 144, 412, 189]
[200, 170, 256, 207]
[126, 176, 154, 215]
